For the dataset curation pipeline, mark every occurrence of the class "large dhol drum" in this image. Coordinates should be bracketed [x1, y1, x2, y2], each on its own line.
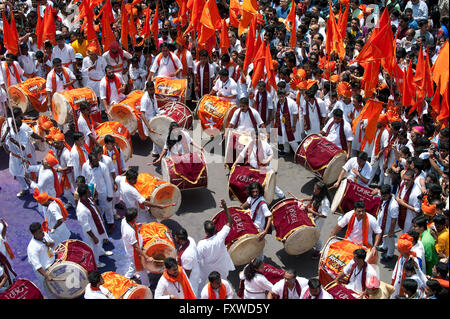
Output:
[271, 198, 319, 255]
[154, 77, 187, 108]
[45, 240, 97, 299]
[108, 90, 145, 139]
[196, 94, 237, 136]
[139, 222, 177, 273]
[330, 178, 381, 217]
[295, 134, 347, 185]
[228, 165, 276, 204]
[161, 152, 208, 190]
[51, 87, 101, 128]
[212, 207, 265, 266]
[101, 271, 153, 299]
[263, 264, 286, 285]
[148, 101, 193, 148]
[7, 77, 47, 113]
[323, 282, 360, 299]
[224, 130, 261, 169]
[0, 279, 45, 299]
[134, 172, 181, 219]
[95, 121, 133, 161]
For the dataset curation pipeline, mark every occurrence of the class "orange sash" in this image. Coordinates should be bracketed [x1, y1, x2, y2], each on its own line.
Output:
[76, 143, 89, 167]
[51, 167, 63, 197]
[105, 75, 123, 105]
[208, 282, 226, 299]
[162, 266, 196, 299]
[51, 68, 73, 93]
[104, 146, 123, 175]
[4, 62, 21, 87]
[3, 241, 15, 259]
[131, 221, 143, 271]
[176, 49, 188, 77]
[344, 211, 371, 248]
[156, 52, 177, 71]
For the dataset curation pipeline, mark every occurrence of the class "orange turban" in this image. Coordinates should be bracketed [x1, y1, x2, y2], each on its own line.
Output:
[306, 79, 318, 90]
[397, 233, 416, 256]
[337, 81, 352, 98]
[378, 113, 389, 126]
[53, 132, 66, 142]
[330, 74, 340, 83]
[296, 68, 306, 80]
[38, 115, 53, 131]
[45, 150, 59, 168]
[421, 196, 437, 217]
[87, 43, 99, 55]
[33, 188, 49, 205]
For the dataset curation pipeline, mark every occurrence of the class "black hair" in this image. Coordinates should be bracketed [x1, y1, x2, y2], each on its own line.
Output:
[354, 200, 365, 210]
[412, 215, 427, 229]
[407, 230, 419, 243]
[29, 222, 42, 234]
[244, 257, 264, 281]
[125, 208, 138, 222]
[88, 270, 102, 286]
[166, 122, 182, 150]
[380, 184, 392, 195]
[404, 259, 416, 272]
[73, 131, 84, 142]
[402, 279, 418, 294]
[332, 108, 343, 117]
[308, 278, 321, 289]
[433, 214, 446, 226]
[208, 271, 221, 283]
[175, 227, 188, 241]
[104, 135, 116, 145]
[204, 220, 216, 237]
[52, 58, 62, 65]
[164, 257, 178, 269]
[125, 168, 139, 182]
[247, 182, 264, 198]
[76, 175, 86, 184]
[353, 248, 366, 260]
[357, 151, 368, 161]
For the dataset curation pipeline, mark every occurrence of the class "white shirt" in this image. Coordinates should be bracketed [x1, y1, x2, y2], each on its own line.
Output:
[115, 175, 146, 209]
[0, 61, 24, 87]
[193, 61, 215, 97]
[154, 268, 195, 299]
[99, 74, 126, 105]
[246, 196, 272, 232]
[333, 100, 354, 123]
[150, 53, 183, 79]
[28, 165, 57, 198]
[212, 77, 238, 101]
[81, 56, 107, 81]
[52, 44, 76, 68]
[45, 67, 76, 93]
[377, 197, 399, 233]
[27, 233, 55, 272]
[137, 91, 160, 137]
[200, 279, 234, 299]
[18, 52, 37, 76]
[343, 260, 379, 293]
[302, 97, 328, 135]
[179, 236, 202, 296]
[275, 97, 301, 143]
[342, 157, 372, 188]
[81, 161, 113, 198]
[70, 144, 89, 181]
[323, 118, 354, 149]
[76, 198, 108, 242]
[405, 0, 428, 21]
[253, 91, 274, 122]
[271, 277, 309, 299]
[238, 271, 273, 299]
[77, 114, 96, 142]
[396, 182, 422, 232]
[163, 130, 192, 157]
[229, 107, 264, 132]
[121, 218, 143, 257]
[43, 201, 71, 246]
[337, 210, 382, 247]
[104, 148, 126, 176]
[174, 49, 194, 77]
[84, 283, 114, 299]
[371, 128, 390, 159]
[239, 140, 273, 169]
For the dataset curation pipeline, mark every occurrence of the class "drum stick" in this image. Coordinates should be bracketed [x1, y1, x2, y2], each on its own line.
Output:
[288, 192, 300, 201]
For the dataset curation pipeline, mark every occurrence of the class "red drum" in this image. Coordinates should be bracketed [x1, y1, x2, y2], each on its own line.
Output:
[295, 134, 347, 185]
[324, 282, 360, 299]
[224, 130, 251, 169]
[330, 178, 381, 217]
[0, 279, 44, 299]
[271, 198, 319, 255]
[161, 152, 208, 190]
[45, 240, 97, 299]
[263, 264, 286, 285]
[148, 101, 193, 148]
[228, 165, 276, 204]
[212, 207, 265, 266]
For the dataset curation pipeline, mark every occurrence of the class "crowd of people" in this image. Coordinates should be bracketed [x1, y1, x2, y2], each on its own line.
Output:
[0, 0, 449, 300]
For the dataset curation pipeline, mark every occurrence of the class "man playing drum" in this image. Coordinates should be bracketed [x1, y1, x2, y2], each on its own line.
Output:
[200, 271, 235, 299]
[300, 278, 334, 299]
[137, 81, 161, 157]
[99, 65, 126, 113]
[227, 97, 266, 133]
[148, 43, 183, 81]
[84, 270, 114, 299]
[209, 68, 238, 102]
[45, 58, 77, 110]
[267, 268, 309, 299]
[320, 108, 353, 160]
[330, 151, 372, 189]
[328, 201, 382, 257]
[1, 53, 24, 89]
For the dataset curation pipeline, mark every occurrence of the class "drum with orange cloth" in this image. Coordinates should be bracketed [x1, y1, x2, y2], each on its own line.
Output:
[228, 165, 276, 204]
[0, 279, 45, 299]
[154, 77, 187, 108]
[7, 77, 47, 113]
[138, 222, 177, 273]
[330, 178, 382, 218]
[323, 281, 360, 299]
[51, 87, 101, 129]
[195, 94, 237, 136]
[95, 121, 132, 161]
[319, 236, 377, 287]
[101, 271, 153, 299]
[108, 90, 146, 139]
[295, 133, 347, 185]
[212, 207, 266, 266]
[133, 172, 181, 220]
[148, 101, 193, 148]
[161, 152, 208, 190]
[271, 198, 319, 255]
[45, 240, 97, 299]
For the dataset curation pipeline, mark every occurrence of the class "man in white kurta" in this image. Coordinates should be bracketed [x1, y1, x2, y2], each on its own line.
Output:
[368, 120, 390, 186]
[81, 49, 107, 98]
[331, 152, 372, 189]
[395, 170, 422, 233]
[210, 69, 238, 102]
[377, 185, 399, 261]
[0, 55, 24, 88]
[200, 272, 235, 299]
[228, 98, 265, 133]
[52, 36, 76, 71]
[99, 66, 126, 111]
[45, 61, 77, 104]
[301, 92, 327, 136]
[102, 43, 133, 82]
[269, 270, 309, 299]
[193, 50, 216, 99]
[52, 134, 76, 208]
[84, 270, 115, 299]
[27, 163, 57, 198]
[274, 89, 301, 153]
[41, 199, 71, 247]
[149, 43, 183, 80]
[340, 249, 379, 293]
[335, 208, 382, 247]
[252, 81, 274, 128]
[154, 258, 196, 299]
[70, 132, 89, 183]
[321, 109, 354, 157]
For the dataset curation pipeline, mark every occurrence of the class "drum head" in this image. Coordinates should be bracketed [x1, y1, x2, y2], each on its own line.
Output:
[45, 261, 89, 299]
[51, 93, 70, 125]
[228, 234, 266, 266]
[7, 86, 29, 114]
[124, 284, 153, 299]
[148, 115, 173, 148]
[322, 151, 347, 185]
[108, 104, 138, 134]
[143, 239, 177, 273]
[284, 226, 319, 255]
[149, 183, 181, 219]
[330, 178, 348, 214]
[263, 170, 276, 204]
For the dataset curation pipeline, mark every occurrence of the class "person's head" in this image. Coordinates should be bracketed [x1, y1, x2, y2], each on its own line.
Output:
[103, 135, 116, 151]
[244, 257, 264, 281]
[218, 68, 229, 82]
[407, 230, 419, 245]
[380, 184, 392, 201]
[105, 65, 115, 79]
[403, 259, 416, 277]
[332, 108, 344, 123]
[433, 214, 447, 233]
[88, 270, 104, 287]
[412, 215, 427, 234]
[256, 81, 266, 93]
[239, 97, 250, 112]
[79, 101, 91, 116]
[174, 227, 189, 245]
[307, 278, 322, 297]
[432, 262, 448, 279]
[277, 88, 287, 103]
[198, 49, 209, 65]
[164, 257, 179, 278]
[208, 271, 222, 289]
[353, 248, 367, 268]
[357, 151, 368, 168]
[313, 181, 327, 199]
[402, 169, 415, 189]
[204, 220, 216, 237]
[402, 278, 418, 297]
[56, 34, 66, 48]
[247, 182, 264, 199]
[29, 222, 44, 241]
[145, 80, 155, 95]
[75, 175, 86, 187]
[284, 268, 297, 287]
[52, 58, 63, 73]
[73, 131, 85, 146]
[125, 168, 139, 185]
[425, 279, 443, 298]
[354, 201, 366, 220]
[399, 15, 409, 29]
[88, 152, 99, 168]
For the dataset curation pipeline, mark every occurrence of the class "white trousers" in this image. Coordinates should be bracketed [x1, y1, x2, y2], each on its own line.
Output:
[124, 255, 150, 287]
[97, 192, 114, 225]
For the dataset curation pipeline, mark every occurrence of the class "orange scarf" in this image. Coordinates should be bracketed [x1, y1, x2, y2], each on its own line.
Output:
[42, 197, 69, 233]
[157, 52, 177, 71]
[104, 145, 123, 174]
[51, 167, 63, 197]
[75, 143, 89, 167]
[162, 266, 196, 299]
[4, 62, 21, 87]
[176, 49, 188, 76]
[208, 282, 226, 299]
[3, 241, 15, 259]
[130, 221, 143, 271]
[345, 211, 371, 248]
[105, 74, 123, 105]
[51, 68, 73, 93]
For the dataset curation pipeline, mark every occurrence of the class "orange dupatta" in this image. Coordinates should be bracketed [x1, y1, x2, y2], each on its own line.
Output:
[4, 62, 21, 87]
[208, 282, 226, 299]
[345, 211, 371, 248]
[162, 266, 196, 299]
[130, 221, 144, 271]
[104, 145, 123, 174]
[75, 143, 90, 167]
[42, 197, 69, 233]
[51, 68, 73, 93]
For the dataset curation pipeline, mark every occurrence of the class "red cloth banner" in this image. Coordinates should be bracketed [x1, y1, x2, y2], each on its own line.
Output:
[0, 279, 44, 299]
[272, 200, 315, 242]
[228, 165, 268, 203]
[340, 179, 381, 217]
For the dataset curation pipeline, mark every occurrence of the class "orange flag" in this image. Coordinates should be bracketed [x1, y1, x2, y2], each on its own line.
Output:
[243, 15, 257, 74]
[85, 3, 101, 54]
[265, 42, 277, 91]
[251, 42, 266, 89]
[10, 9, 19, 46]
[230, 0, 241, 28]
[42, 5, 56, 46]
[327, 2, 345, 60]
[338, 4, 349, 39]
[184, 0, 206, 36]
[352, 99, 383, 144]
[101, 8, 116, 52]
[284, 1, 297, 48]
[361, 60, 380, 98]
[238, 0, 257, 37]
[2, 13, 18, 56]
[129, 4, 138, 47]
[139, 8, 152, 43]
[96, 0, 114, 22]
[151, 1, 159, 49]
[402, 61, 415, 107]
[430, 78, 441, 117]
[36, 9, 44, 50]
[355, 23, 394, 63]
[431, 40, 449, 95]
[219, 19, 230, 55]
[437, 85, 449, 125]
[120, 1, 129, 51]
[198, 0, 221, 45]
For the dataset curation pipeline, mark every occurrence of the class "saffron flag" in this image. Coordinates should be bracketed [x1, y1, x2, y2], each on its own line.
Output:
[2, 13, 18, 55]
[220, 19, 230, 54]
[243, 15, 257, 74]
[431, 40, 449, 95]
[352, 99, 383, 144]
[42, 5, 56, 46]
[151, 1, 159, 49]
[238, 0, 257, 37]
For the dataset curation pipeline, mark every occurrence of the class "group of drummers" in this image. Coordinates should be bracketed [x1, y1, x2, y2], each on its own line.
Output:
[0, 0, 449, 301]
